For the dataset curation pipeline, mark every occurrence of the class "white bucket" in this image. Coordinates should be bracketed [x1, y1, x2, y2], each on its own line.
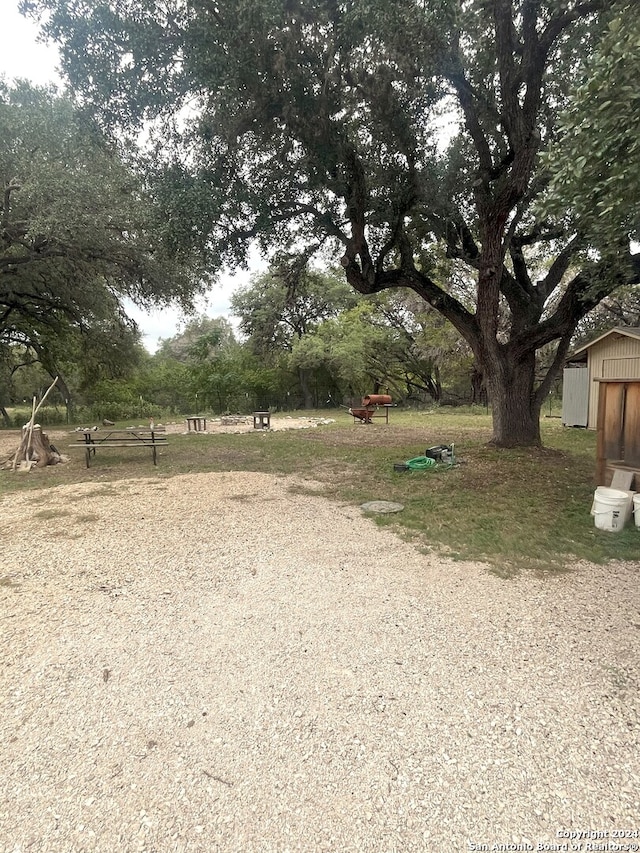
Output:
[592, 487, 629, 532]
[634, 494, 640, 529]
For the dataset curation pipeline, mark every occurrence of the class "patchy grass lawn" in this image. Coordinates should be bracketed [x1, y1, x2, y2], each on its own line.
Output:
[1, 408, 637, 572]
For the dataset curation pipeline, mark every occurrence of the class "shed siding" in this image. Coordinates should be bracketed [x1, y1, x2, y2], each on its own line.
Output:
[562, 367, 589, 426]
[602, 357, 640, 378]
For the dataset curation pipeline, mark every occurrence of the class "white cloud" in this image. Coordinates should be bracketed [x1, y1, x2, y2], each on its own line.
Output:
[126, 261, 266, 353]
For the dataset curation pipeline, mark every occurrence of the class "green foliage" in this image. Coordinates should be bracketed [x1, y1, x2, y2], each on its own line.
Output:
[135, 357, 194, 413]
[571, 285, 640, 351]
[0, 80, 206, 404]
[542, 4, 640, 245]
[369, 290, 474, 402]
[230, 258, 361, 407]
[156, 316, 237, 363]
[145, 313, 287, 413]
[291, 302, 389, 397]
[290, 291, 474, 403]
[231, 261, 359, 355]
[6, 404, 66, 428]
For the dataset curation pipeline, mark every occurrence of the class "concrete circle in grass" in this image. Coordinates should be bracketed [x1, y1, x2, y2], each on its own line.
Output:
[360, 500, 404, 514]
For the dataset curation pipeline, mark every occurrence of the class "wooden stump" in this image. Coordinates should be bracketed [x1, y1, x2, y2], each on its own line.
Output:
[8, 425, 63, 470]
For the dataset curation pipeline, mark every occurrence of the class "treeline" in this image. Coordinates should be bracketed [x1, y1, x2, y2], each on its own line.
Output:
[2, 258, 485, 425]
[6, 241, 639, 426]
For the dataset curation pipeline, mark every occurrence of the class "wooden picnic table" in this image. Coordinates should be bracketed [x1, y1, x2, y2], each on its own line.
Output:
[70, 427, 168, 468]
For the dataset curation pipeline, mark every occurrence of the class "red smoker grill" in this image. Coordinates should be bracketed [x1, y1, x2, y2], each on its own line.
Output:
[349, 394, 393, 424]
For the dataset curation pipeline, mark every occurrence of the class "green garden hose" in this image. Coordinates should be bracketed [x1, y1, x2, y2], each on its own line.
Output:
[405, 455, 436, 470]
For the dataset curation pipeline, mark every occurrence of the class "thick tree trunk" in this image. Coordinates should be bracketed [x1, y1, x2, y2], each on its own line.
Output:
[52, 371, 73, 420]
[298, 368, 314, 409]
[471, 367, 487, 406]
[484, 351, 543, 447]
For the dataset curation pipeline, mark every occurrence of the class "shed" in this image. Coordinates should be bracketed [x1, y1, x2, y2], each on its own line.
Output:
[564, 327, 640, 430]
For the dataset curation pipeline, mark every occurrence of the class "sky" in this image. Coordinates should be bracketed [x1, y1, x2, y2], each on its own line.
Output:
[2, 2, 262, 352]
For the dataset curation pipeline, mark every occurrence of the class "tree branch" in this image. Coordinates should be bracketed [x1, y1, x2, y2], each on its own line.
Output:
[493, 0, 521, 147]
[536, 235, 580, 303]
[533, 331, 573, 408]
[539, 2, 606, 54]
[446, 28, 494, 177]
[512, 251, 639, 357]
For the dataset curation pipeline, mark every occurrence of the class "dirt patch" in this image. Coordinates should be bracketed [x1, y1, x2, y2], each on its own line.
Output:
[171, 415, 336, 435]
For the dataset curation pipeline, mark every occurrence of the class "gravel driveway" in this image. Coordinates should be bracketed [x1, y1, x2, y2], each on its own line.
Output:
[1, 472, 639, 853]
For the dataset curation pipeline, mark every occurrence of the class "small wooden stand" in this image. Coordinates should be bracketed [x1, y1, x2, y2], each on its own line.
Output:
[186, 416, 207, 432]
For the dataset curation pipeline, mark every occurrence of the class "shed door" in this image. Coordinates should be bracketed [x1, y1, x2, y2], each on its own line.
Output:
[562, 367, 589, 427]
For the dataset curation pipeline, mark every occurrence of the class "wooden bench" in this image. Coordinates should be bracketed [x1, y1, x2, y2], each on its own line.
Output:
[70, 427, 168, 468]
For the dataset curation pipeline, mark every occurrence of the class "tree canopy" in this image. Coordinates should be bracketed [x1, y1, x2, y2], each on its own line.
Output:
[232, 260, 357, 353]
[1, 80, 206, 401]
[542, 2, 640, 244]
[23, 0, 640, 445]
[231, 257, 358, 405]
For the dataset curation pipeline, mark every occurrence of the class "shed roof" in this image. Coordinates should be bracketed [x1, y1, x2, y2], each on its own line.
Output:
[569, 326, 640, 361]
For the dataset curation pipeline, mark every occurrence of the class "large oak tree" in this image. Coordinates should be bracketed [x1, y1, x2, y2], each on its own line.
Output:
[25, 0, 640, 445]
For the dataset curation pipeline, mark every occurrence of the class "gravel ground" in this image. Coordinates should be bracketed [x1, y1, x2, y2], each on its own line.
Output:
[1, 471, 639, 853]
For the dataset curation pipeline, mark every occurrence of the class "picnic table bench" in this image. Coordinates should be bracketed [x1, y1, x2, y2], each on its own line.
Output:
[70, 427, 168, 468]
